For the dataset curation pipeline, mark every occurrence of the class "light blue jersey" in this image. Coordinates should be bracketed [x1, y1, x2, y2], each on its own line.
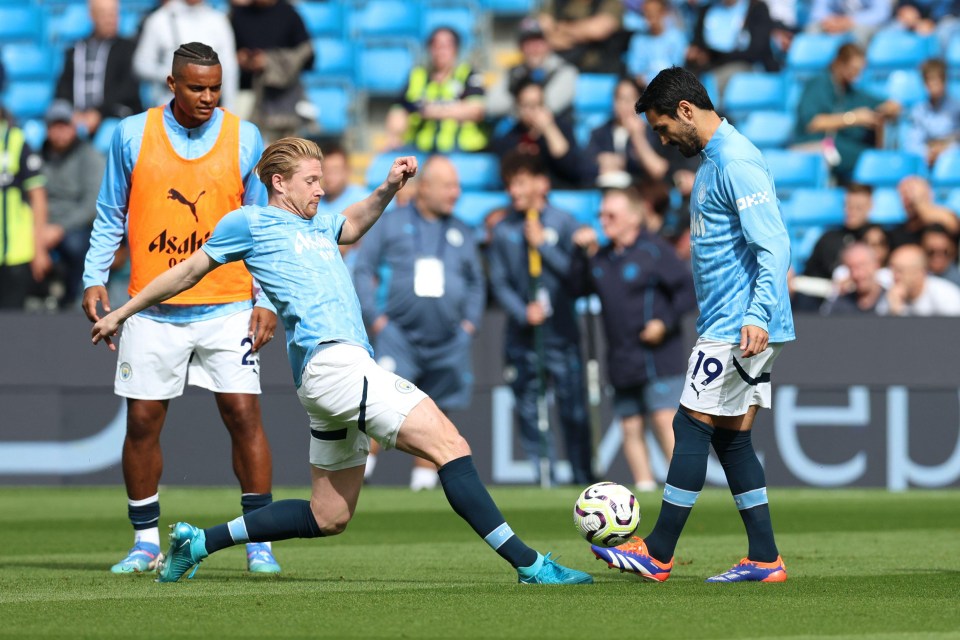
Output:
[82, 103, 272, 323]
[202, 205, 373, 387]
[689, 119, 795, 344]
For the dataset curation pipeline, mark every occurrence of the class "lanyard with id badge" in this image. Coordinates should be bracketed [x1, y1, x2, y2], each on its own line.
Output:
[412, 212, 448, 298]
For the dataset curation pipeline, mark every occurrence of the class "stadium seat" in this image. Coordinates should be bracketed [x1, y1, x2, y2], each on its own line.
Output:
[21, 118, 45, 151]
[852, 150, 927, 189]
[574, 111, 608, 148]
[625, 33, 687, 81]
[865, 30, 937, 78]
[306, 37, 355, 82]
[573, 74, 618, 118]
[786, 33, 850, 79]
[48, 4, 92, 45]
[931, 147, 960, 192]
[1, 43, 58, 83]
[882, 69, 927, 108]
[2, 81, 55, 121]
[723, 72, 788, 118]
[296, 1, 345, 38]
[738, 110, 796, 149]
[0, 6, 44, 43]
[350, 0, 421, 40]
[947, 36, 960, 80]
[478, 0, 534, 16]
[869, 188, 907, 225]
[355, 42, 416, 96]
[306, 85, 351, 135]
[788, 225, 825, 273]
[549, 190, 602, 225]
[92, 118, 120, 154]
[447, 153, 501, 191]
[946, 189, 960, 216]
[421, 2, 478, 52]
[453, 190, 509, 227]
[782, 188, 845, 228]
[764, 150, 828, 194]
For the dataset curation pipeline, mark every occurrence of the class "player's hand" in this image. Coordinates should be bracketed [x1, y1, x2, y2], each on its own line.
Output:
[91, 311, 123, 351]
[572, 227, 599, 257]
[249, 307, 278, 352]
[386, 157, 418, 191]
[639, 319, 667, 346]
[739, 325, 769, 358]
[526, 302, 547, 326]
[82, 285, 111, 323]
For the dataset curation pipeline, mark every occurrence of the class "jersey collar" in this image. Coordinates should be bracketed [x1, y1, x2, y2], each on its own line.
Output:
[163, 100, 221, 139]
[701, 117, 733, 160]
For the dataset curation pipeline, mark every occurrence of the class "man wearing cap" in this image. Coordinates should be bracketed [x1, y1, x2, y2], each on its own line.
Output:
[487, 17, 580, 121]
[40, 100, 106, 309]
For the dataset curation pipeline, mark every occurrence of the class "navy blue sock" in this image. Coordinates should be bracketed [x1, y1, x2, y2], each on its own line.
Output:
[203, 499, 323, 555]
[241, 492, 273, 514]
[712, 428, 779, 562]
[128, 500, 160, 532]
[438, 455, 538, 570]
[644, 408, 713, 563]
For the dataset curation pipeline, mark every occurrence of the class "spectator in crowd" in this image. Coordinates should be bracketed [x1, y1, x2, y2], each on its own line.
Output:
[0, 109, 49, 309]
[807, 0, 892, 44]
[685, 0, 780, 95]
[821, 242, 887, 314]
[569, 187, 696, 491]
[539, 0, 629, 74]
[921, 223, 960, 287]
[803, 183, 874, 279]
[902, 59, 960, 168]
[878, 244, 960, 315]
[230, 0, 313, 141]
[487, 17, 579, 121]
[491, 80, 580, 189]
[385, 27, 487, 154]
[581, 76, 670, 188]
[38, 100, 105, 309]
[625, 0, 688, 85]
[353, 156, 485, 491]
[55, 0, 142, 137]
[888, 175, 960, 249]
[486, 152, 594, 485]
[134, 0, 240, 111]
[793, 43, 900, 184]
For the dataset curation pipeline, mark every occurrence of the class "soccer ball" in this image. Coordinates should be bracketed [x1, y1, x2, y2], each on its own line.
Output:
[573, 481, 641, 547]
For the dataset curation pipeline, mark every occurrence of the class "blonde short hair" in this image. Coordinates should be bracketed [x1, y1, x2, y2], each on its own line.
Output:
[256, 137, 324, 194]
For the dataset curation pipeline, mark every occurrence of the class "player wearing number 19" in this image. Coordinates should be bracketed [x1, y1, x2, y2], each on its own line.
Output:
[91, 138, 593, 586]
[81, 43, 281, 575]
[590, 67, 795, 583]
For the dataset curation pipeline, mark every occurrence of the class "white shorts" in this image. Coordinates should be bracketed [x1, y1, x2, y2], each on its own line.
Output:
[296, 343, 428, 471]
[114, 310, 261, 399]
[678, 338, 783, 417]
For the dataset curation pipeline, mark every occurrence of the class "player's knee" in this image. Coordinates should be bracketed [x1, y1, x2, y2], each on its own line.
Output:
[309, 501, 352, 536]
[126, 404, 165, 441]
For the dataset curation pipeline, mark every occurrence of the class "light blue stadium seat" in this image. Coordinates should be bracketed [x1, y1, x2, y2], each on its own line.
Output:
[92, 118, 120, 154]
[723, 72, 788, 118]
[49, 4, 92, 45]
[739, 110, 796, 149]
[574, 111, 608, 148]
[865, 30, 937, 78]
[788, 224, 825, 273]
[119, 10, 141, 38]
[21, 118, 46, 151]
[782, 188, 845, 228]
[3, 81, 55, 121]
[786, 33, 850, 79]
[1, 43, 58, 82]
[447, 153, 501, 191]
[306, 37, 355, 81]
[0, 6, 44, 43]
[573, 74, 618, 117]
[453, 190, 509, 227]
[478, 0, 534, 16]
[764, 150, 828, 195]
[549, 190, 602, 225]
[296, 1, 345, 38]
[852, 150, 927, 189]
[931, 147, 960, 192]
[625, 33, 688, 81]
[945, 189, 960, 215]
[421, 2, 478, 52]
[947, 36, 960, 79]
[356, 42, 416, 96]
[306, 85, 350, 135]
[351, 0, 421, 40]
[883, 69, 927, 108]
[869, 188, 907, 225]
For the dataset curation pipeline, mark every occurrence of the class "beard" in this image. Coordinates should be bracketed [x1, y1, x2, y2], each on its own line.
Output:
[674, 121, 703, 158]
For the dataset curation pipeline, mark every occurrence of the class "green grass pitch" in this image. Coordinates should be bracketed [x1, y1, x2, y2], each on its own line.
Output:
[1, 486, 958, 639]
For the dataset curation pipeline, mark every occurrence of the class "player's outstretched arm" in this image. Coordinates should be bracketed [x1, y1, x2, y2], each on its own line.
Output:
[91, 251, 221, 350]
[339, 156, 417, 245]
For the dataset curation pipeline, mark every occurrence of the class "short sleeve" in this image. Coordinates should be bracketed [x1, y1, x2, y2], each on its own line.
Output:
[202, 209, 254, 264]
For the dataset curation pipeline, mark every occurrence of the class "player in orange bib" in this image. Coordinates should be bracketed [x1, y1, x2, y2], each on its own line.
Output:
[81, 42, 281, 575]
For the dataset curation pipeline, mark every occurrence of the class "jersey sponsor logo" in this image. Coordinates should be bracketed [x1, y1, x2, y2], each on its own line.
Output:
[293, 230, 337, 258]
[735, 190, 771, 212]
[690, 209, 706, 237]
[148, 229, 211, 256]
[167, 188, 206, 222]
